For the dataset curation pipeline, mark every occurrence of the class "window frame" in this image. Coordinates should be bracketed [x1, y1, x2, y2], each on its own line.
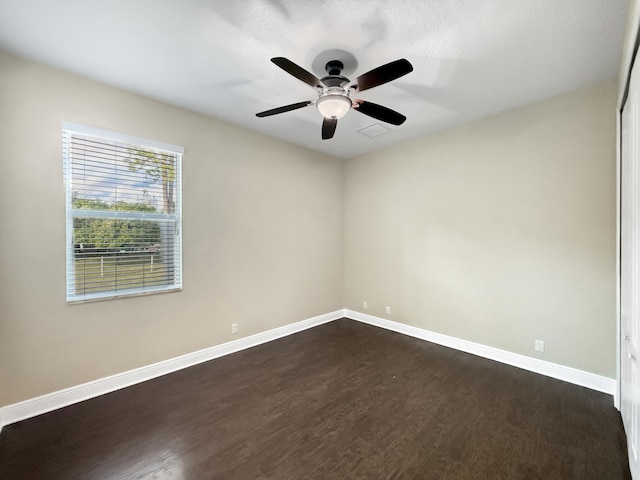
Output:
[63, 122, 184, 303]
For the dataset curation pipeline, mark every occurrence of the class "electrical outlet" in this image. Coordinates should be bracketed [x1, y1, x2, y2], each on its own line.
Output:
[363, 301, 368, 309]
[535, 339, 544, 352]
[385, 306, 391, 315]
[231, 323, 239, 334]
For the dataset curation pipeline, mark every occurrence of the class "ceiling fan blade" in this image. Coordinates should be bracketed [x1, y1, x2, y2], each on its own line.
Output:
[256, 101, 313, 117]
[353, 58, 413, 92]
[322, 117, 338, 140]
[271, 57, 325, 89]
[353, 100, 407, 125]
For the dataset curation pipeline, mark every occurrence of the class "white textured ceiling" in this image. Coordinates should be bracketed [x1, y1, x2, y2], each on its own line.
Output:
[0, 0, 629, 159]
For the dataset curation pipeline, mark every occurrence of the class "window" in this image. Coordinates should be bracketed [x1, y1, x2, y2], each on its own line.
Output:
[63, 123, 183, 302]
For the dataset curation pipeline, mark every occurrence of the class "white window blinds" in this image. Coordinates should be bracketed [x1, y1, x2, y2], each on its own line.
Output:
[63, 124, 183, 302]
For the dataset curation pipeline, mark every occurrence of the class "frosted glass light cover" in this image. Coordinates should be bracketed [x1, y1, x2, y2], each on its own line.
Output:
[316, 95, 351, 119]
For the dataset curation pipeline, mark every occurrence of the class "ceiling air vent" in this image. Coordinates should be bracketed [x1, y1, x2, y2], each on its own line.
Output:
[357, 123, 391, 138]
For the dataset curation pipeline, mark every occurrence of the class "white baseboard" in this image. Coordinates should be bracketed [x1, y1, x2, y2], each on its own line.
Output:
[0, 310, 344, 433]
[344, 309, 617, 396]
[0, 308, 617, 434]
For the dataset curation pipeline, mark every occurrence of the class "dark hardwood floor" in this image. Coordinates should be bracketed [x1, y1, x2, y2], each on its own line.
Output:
[0, 318, 631, 479]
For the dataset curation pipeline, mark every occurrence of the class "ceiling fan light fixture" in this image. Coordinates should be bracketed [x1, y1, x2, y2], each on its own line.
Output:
[316, 94, 351, 119]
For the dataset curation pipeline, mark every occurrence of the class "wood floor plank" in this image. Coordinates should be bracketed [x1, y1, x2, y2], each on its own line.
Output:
[0, 319, 631, 479]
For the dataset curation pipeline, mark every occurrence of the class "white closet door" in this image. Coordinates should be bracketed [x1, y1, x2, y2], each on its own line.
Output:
[621, 53, 640, 480]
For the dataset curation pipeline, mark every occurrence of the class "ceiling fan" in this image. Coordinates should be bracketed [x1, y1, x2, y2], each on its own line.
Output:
[256, 57, 413, 140]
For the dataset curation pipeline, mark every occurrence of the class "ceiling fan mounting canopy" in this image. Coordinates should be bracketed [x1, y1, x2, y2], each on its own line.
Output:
[256, 55, 413, 140]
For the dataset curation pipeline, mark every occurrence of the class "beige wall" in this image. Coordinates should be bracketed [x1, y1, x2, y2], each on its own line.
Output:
[0, 51, 344, 406]
[344, 81, 617, 377]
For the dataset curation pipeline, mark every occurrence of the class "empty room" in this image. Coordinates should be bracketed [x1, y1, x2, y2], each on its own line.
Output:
[1, 0, 639, 478]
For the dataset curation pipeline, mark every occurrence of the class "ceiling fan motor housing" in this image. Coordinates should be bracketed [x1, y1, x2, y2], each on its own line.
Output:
[321, 60, 350, 88]
[325, 60, 343, 75]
